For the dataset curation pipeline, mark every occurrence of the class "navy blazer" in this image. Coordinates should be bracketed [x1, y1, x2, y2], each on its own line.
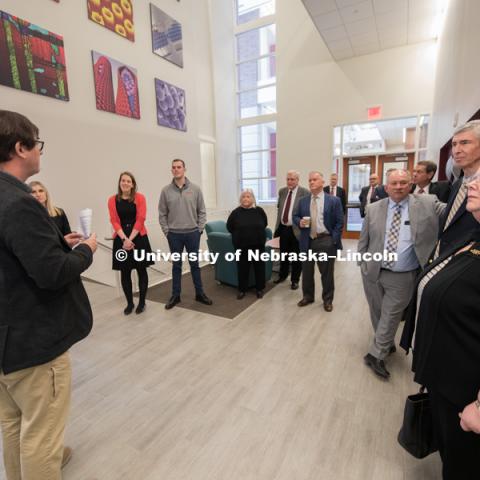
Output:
[293, 193, 344, 252]
[437, 178, 477, 255]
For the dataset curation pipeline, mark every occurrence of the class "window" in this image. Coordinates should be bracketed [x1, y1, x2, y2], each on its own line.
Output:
[236, 0, 275, 25]
[238, 122, 276, 202]
[235, 2, 276, 202]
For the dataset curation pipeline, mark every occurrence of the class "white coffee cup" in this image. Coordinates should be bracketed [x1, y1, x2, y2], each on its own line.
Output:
[302, 216, 311, 228]
[78, 208, 93, 238]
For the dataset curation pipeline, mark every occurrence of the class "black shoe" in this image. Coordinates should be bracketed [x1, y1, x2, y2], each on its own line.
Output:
[274, 277, 287, 284]
[388, 345, 396, 356]
[291, 282, 299, 290]
[297, 298, 314, 307]
[124, 303, 134, 315]
[195, 293, 213, 305]
[256, 290, 264, 298]
[165, 296, 180, 310]
[364, 354, 390, 379]
[135, 303, 145, 314]
[237, 292, 246, 300]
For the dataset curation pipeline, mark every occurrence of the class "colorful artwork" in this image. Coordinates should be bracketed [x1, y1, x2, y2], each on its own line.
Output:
[0, 10, 69, 101]
[92, 51, 140, 119]
[88, 0, 134, 42]
[150, 4, 183, 68]
[155, 79, 186, 131]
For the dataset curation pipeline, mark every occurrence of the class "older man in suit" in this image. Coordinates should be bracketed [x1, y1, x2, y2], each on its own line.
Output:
[359, 173, 387, 218]
[434, 120, 480, 258]
[324, 173, 346, 214]
[358, 169, 445, 379]
[274, 170, 309, 289]
[293, 172, 343, 312]
[411, 160, 451, 202]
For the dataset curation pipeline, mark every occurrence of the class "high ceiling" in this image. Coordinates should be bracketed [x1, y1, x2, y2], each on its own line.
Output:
[301, 0, 448, 61]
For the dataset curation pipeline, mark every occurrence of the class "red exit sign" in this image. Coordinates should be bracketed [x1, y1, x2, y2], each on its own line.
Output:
[367, 105, 382, 120]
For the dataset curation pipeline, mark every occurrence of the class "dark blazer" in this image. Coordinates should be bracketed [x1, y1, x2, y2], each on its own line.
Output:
[401, 240, 480, 408]
[0, 172, 93, 374]
[410, 181, 451, 203]
[358, 184, 387, 218]
[274, 185, 309, 237]
[293, 193, 344, 252]
[324, 185, 346, 214]
[437, 178, 477, 256]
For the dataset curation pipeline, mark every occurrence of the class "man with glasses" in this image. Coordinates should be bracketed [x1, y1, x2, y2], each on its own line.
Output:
[434, 120, 480, 258]
[0, 110, 97, 479]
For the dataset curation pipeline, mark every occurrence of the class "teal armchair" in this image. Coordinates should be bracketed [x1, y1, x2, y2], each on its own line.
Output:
[205, 220, 273, 288]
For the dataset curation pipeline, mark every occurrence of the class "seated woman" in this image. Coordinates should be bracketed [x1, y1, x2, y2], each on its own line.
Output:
[227, 190, 268, 299]
[401, 175, 480, 479]
[108, 172, 154, 315]
[29, 180, 71, 236]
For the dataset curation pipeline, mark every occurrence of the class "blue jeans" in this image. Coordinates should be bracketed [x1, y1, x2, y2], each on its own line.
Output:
[167, 231, 204, 297]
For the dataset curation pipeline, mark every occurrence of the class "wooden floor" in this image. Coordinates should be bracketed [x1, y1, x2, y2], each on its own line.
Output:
[1, 241, 441, 479]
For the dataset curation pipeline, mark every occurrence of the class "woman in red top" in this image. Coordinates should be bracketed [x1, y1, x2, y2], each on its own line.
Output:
[108, 172, 154, 314]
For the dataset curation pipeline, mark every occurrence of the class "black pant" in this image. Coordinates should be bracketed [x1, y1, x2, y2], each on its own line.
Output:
[301, 235, 335, 303]
[429, 389, 480, 480]
[237, 245, 265, 293]
[121, 267, 149, 306]
[278, 224, 302, 283]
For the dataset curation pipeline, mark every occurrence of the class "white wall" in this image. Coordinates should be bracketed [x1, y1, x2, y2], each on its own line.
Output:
[429, 0, 480, 158]
[276, 0, 436, 187]
[0, 0, 216, 284]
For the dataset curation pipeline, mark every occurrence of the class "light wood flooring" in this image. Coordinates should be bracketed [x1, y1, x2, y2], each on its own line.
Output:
[1, 241, 441, 479]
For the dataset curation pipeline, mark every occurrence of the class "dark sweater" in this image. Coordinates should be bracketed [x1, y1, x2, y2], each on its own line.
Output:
[52, 209, 71, 236]
[227, 206, 268, 248]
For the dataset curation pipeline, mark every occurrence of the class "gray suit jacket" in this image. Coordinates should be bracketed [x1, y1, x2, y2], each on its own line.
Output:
[274, 186, 309, 239]
[357, 194, 445, 281]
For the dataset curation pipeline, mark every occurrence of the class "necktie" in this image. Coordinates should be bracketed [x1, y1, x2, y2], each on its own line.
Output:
[418, 188, 425, 194]
[310, 196, 318, 239]
[384, 204, 402, 268]
[282, 190, 292, 225]
[371, 186, 377, 202]
[444, 182, 467, 230]
[433, 182, 468, 259]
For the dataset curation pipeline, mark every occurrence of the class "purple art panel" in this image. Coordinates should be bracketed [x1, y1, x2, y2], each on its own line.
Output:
[154, 78, 186, 132]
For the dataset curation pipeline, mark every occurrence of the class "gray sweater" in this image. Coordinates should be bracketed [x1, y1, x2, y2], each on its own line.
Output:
[158, 178, 206, 235]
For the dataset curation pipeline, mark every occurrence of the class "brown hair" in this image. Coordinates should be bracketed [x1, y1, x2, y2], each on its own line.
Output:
[0, 110, 39, 163]
[116, 171, 137, 202]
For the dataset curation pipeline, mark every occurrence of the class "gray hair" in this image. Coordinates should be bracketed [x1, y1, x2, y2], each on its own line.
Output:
[286, 170, 300, 179]
[239, 188, 256, 205]
[386, 169, 411, 181]
[308, 171, 324, 178]
[453, 120, 480, 141]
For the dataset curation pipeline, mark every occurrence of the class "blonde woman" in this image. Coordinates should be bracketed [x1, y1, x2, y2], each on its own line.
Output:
[227, 189, 268, 299]
[29, 181, 72, 236]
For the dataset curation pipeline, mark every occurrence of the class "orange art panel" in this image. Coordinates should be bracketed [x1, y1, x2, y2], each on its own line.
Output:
[87, 0, 134, 42]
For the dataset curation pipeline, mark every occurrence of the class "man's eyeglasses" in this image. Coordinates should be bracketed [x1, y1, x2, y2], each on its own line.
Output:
[35, 140, 45, 152]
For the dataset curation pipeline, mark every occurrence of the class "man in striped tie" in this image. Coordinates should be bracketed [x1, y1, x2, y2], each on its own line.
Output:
[434, 120, 480, 258]
[358, 169, 445, 379]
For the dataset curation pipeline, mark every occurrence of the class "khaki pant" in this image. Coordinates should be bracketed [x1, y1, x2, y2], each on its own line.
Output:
[0, 352, 71, 480]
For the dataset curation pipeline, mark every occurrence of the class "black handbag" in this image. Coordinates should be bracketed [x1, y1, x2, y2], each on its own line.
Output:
[397, 387, 438, 458]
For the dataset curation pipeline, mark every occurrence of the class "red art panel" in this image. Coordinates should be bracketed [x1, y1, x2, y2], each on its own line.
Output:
[92, 50, 140, 119]
[88, 0, 134, 42]
[0, 10, 68, 100]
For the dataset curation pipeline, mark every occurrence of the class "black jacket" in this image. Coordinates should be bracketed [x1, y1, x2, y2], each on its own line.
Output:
[226, 206, 268, 249]
[401, 240, 480, 407]
[410, 181, 451, 203]
[0, 172, 93, 374]
[358, 184, 387, 218]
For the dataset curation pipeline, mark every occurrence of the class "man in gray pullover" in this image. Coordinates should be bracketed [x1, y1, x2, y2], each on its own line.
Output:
[158, 159, 213, 309]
